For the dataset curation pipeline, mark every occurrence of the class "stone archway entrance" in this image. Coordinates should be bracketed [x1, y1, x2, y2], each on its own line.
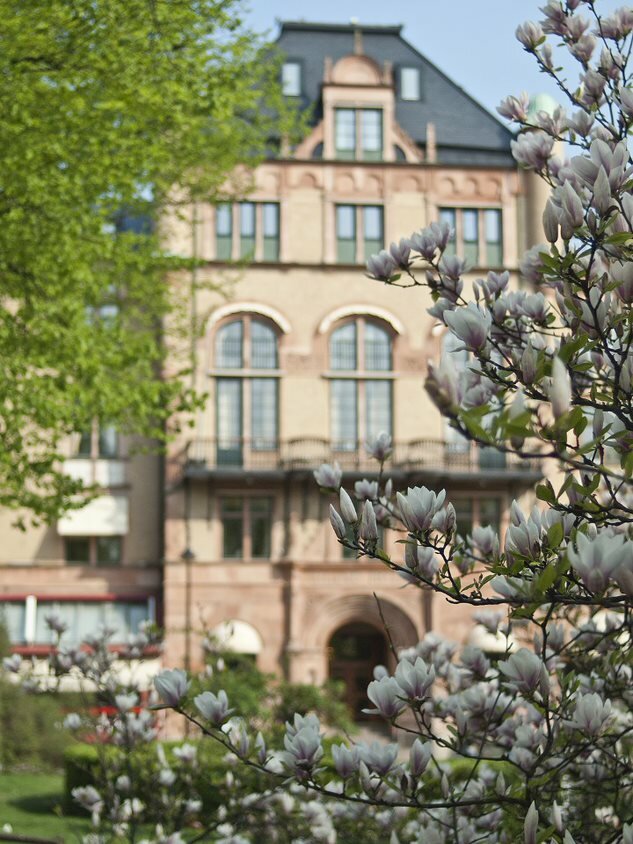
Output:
[328, 622, 387, 721]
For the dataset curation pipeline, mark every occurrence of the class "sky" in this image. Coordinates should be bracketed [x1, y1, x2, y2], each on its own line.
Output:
[243, 0, 623, 119]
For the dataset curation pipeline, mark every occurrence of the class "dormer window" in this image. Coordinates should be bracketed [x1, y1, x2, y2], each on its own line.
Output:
[400, 67, 420, 101]
[282, 61, 301, 96]
[335, 109, 383, 161]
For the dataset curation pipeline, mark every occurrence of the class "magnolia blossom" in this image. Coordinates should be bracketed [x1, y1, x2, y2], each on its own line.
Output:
[567, 531, 632, 593]
[566, 692, 613, 736]
[444, 303, 491, 351]
[365, 675, 406, 718]
[366, 430, 392, 461]
[397, 485, 446, 533]
[329, 504, 346, 540]
[366, 249, 397, 282]
[499, 648, 546, 695]
[313, 461, 342, 490]
[394, 656, 435, 701]
[154, 668, 190, 707]
[194, 689, 232, 726]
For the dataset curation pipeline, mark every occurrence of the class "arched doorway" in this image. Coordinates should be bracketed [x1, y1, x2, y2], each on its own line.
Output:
[328, 622, 387, 721]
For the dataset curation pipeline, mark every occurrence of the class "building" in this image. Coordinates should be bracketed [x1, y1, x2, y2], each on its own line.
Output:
[161, 21, 543, 719]
[0, 21, 543, 720]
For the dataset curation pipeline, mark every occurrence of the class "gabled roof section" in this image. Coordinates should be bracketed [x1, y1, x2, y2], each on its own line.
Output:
[277, 21, 515, 167]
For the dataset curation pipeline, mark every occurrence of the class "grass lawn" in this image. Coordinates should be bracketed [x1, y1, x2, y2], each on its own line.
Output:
[0, 773, 91, 842]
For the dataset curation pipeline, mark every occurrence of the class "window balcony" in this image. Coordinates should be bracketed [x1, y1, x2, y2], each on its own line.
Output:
[184, 438, 541, 482]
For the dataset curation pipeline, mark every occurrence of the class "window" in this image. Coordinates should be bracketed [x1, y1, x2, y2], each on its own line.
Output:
[214, 203, 280, 262]
[282, 62, 301, 96]
[0, 602, 26, 644]
[336, 205, 384, 263]
[34, 600, 149, 645]
[77, 424, 119, 459]
[214, 317, 279, 466]
[0, 597, 153, 646]
[64, 536, 123, 566]
[221, 497, 272, 559]
[438, 207, 503, 267]
[400, 67, 421, 101]
[334, 109, 383, 160]
[453, 497, 502, 538]
[216, 203, 232, 260]
[329, 319, 393, 452]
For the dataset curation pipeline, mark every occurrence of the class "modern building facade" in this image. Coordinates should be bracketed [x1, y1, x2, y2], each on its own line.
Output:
[0, 21, 544, 720]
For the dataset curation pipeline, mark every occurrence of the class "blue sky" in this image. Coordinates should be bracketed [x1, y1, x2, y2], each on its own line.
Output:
[243, 0, 623, 118]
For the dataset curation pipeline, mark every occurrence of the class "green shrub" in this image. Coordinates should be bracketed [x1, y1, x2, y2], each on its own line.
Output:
[0, 682, 78, 772]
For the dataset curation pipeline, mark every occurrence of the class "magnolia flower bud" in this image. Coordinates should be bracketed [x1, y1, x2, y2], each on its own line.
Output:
[329, 504, 346, 540]
[360, 500, 378, 542]
[542, 199, 559, 243]
[548, 357, 572, 419]
[339, 487, 358, 524]
[194, 690, 232, 726]
[524, 802, 538, 844]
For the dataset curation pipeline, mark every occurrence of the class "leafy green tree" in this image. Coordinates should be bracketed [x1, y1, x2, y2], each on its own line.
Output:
[0, 0, 295, 524]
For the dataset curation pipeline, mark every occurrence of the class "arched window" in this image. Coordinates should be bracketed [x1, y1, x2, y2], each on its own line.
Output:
[214, 317, 279, 466]
[329, 319, 392, 452]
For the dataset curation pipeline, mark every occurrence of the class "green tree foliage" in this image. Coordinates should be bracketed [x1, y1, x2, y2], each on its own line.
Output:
[0, 0, 295, 524]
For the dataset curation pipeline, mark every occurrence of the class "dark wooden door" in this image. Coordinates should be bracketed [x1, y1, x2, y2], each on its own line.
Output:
[328, 623, 387, 721]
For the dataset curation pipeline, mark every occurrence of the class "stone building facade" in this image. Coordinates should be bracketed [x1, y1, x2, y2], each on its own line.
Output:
[0, 21, 544, 719]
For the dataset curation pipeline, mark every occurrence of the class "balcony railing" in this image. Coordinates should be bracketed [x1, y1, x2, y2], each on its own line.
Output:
[184, 438, 541, 478]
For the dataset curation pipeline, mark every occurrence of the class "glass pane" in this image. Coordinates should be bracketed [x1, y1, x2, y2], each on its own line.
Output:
[104, 601, 147, 639]
[216, 379, 243, 466]
[485, 209, 502, 243]
[479, 498, 501, 532]
[454, 499, 473, 538]
[336, 205, 355, 240]
[0, 602, 26, 643]
[365, 380, 392, 441]
[251, 499, 272, 558]
[96, 536, 122, 566]
[98, 426, 118, 458]
[35, 601, 104, 645]
[222, 499, 243, 559]
[463, 209, 479, 265]
[365, 323, 391, 371]
[401, 67, 420, 100]
[335, 109, 356, 157]
[216, 204, 232, 236]
[282, 62, 301, 96]
[330, 323, 357, 371]
[361, 110, 383, 157]
[485, 210, 503, 266]
[77, 430, 92, 457]
[363, 206, 383, 241]
[239, 203, 255, 237]
[331, 379, 357, 451]
[251, 321, 278, 369]
[65, 537, 91, 564]
[251, 379, 278, 450]
[216, 321, 243, 369]
[463, 210, 479, 242]
[263, 204, 279, 237]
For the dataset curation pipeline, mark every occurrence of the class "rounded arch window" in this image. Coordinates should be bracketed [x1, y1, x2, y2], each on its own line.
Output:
[214, 315, 280, 466]
[328, 318, 393, 452]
